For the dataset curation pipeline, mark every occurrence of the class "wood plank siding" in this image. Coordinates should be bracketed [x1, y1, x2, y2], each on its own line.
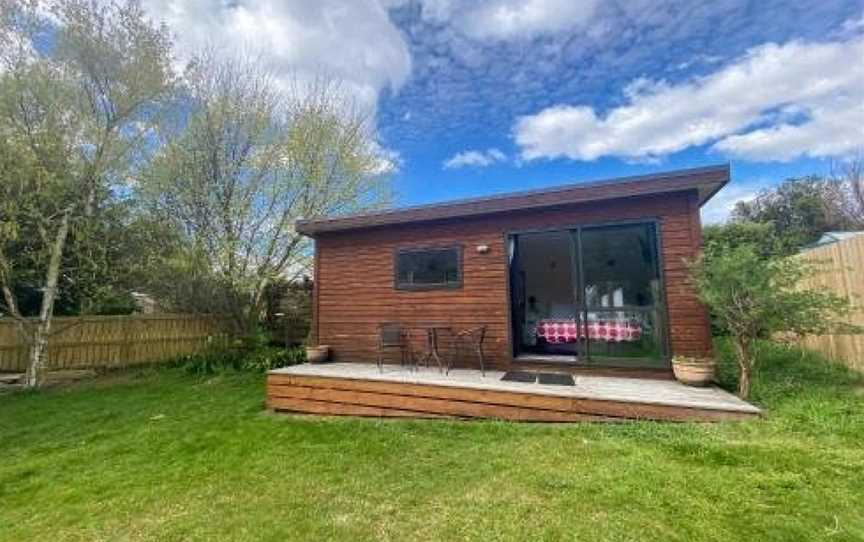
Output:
[312, 189, 712, 370]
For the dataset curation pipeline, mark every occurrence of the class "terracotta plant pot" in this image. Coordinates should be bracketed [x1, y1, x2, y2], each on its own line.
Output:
[305, 345, 330, 364]
[671, 356, 717, 387]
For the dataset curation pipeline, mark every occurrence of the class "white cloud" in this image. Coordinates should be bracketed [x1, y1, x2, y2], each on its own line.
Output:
[415, 0, 601, 41]
[514, 34, 864, 163]
[458, 0, 600, 41]
[711, 101, 863, 161]
[841, 13, 864, 34]
[369, 143, 403, 175]
[700, 180, 763, 224]
[141, 0, 411, 114]
[486, 148, 506, 161]
[443, 148, 507, 169]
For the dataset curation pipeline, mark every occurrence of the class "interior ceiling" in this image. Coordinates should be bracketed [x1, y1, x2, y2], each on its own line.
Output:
[519, 227, 654, 281]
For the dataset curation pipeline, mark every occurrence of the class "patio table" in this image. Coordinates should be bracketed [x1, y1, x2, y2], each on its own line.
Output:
[405, 325, 451, 372]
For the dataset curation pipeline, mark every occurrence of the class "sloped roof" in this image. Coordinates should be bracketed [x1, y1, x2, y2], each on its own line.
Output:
[297, 164, 730, 236]
[802, 231, 864, 251]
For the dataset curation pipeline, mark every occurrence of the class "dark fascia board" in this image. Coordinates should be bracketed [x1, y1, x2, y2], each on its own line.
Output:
[297, 164, 730, 236]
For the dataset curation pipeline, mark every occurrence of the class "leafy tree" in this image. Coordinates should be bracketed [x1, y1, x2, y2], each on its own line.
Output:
[732, 176, 858, 254]
[702, 221, 781, 260]
[63, 198, 182, 315]
[700, 221, 781, 336]
[689, 245, 858, 398]
[3, 188, 170, 317]
[0, 0, 173, 387]
[139, 56, 392, 334]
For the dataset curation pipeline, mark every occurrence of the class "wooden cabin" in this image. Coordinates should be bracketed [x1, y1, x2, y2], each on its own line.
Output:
[296, 165, 727, 376]
[267, 165, 761, 422]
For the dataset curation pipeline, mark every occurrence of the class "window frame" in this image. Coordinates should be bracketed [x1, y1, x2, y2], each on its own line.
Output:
[393, 244, 463, 291]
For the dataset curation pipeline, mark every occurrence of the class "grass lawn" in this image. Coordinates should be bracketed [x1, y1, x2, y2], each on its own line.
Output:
[1, 341, 863, 542]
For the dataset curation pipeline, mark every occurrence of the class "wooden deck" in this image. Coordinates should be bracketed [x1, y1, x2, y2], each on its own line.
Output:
[267, 363, 760, 422]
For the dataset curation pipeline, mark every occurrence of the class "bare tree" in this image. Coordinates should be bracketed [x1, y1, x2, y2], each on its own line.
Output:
[0, 0, 173, 387]
[140, 53, 392, 333]
[831, 154, 864, 227]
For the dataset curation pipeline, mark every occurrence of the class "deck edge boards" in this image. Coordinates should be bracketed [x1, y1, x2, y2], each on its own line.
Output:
[268, 367, 761, 415]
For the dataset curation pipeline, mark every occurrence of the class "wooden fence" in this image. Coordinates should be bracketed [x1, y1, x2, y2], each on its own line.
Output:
[0, 314, 226, 372]
[796, 235, 864, 372]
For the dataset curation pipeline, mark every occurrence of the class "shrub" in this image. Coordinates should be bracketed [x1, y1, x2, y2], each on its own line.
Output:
[689, 244, 858, 398]
[174, 344, 239, 375]
[176, 343, 306, 375]
[240, 346, 306, 372]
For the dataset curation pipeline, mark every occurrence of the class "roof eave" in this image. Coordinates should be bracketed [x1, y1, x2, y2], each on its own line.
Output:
[297, 164, 729, 237]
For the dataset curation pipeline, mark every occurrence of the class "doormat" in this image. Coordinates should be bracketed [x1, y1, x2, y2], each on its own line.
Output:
[501, 371, 537, 383]
[537, 372, 575, 386]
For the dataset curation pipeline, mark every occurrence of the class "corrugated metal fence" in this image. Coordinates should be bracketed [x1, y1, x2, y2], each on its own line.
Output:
[0, 314, 226, 372]
[797, 235, 864, 372]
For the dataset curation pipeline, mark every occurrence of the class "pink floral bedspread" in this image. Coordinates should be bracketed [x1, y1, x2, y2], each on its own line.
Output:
[536, 319, 642, 343]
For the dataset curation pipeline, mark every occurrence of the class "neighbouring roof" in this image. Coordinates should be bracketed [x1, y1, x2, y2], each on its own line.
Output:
[296, 164, 730, 236]
[801, 231, 864, 251]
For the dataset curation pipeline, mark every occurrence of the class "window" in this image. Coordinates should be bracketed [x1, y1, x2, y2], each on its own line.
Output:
[580, 223, 660, 308]
[395, 246, 461, 289]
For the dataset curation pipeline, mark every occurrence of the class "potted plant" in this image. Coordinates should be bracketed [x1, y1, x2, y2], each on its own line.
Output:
[305, 344, 330, 364]
[671, 355, 717, 387]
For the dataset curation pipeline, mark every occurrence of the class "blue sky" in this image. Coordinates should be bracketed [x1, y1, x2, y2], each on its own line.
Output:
[137, 1, 864, 222]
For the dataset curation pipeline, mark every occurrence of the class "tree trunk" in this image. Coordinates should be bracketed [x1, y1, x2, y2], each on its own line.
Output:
[25, 210, 71, 389]
[732, 335, 753, 399]
[25, 325, 48, 389]
[248, 276, 270, 336]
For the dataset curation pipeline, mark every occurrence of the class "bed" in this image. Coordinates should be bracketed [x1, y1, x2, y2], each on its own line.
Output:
[535, 318, 642, 344]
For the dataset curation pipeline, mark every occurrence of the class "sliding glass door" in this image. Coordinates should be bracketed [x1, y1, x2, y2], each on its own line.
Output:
[577, 223, 666, 368]
[510, 222, 667, 368]
[511, 230, 586, 359]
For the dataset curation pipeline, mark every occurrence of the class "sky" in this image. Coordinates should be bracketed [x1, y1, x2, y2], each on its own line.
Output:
[138, 0, 864, 224]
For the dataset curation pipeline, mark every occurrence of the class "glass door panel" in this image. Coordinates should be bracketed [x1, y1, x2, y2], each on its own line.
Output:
[513, 231, 581, 359]
[509, 222, 667, 367]
[578, 223, 666, 368]
[583, 309, 665, 368]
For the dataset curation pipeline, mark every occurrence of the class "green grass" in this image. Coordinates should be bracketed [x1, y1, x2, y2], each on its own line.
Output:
[1, 341, 863, 542]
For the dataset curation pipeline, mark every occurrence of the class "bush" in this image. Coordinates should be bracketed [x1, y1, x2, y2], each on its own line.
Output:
[175, 341, 306, 375]
[239, 346, 306, 372]
[689, 244, 857, 398]
[172, 343, 237, 375]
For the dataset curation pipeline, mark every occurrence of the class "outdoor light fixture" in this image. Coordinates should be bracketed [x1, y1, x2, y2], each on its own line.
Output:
[476, 244, 490, 253]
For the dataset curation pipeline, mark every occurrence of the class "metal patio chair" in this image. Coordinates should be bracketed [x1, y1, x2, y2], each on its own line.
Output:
[447, 325, 486, 376]
[377, 323, 413, 372]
